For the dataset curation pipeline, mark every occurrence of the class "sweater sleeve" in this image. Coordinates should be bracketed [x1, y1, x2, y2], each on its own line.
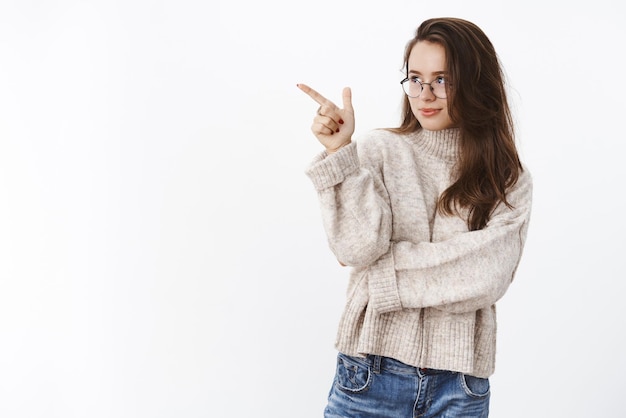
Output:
[369, 169, 533, 314]
[305, 140, 392, 267]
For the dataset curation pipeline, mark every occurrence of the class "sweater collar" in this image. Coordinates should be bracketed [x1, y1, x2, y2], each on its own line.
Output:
[409, 128, 461, 162]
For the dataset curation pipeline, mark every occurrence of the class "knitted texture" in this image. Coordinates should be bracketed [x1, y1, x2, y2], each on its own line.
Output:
[305, 128, 532, 378]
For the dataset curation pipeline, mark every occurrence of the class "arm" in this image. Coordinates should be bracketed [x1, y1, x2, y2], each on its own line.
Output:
[306, 141, 393, 267]
[369, 169, 533, 314]
[299, 83, 392, 267]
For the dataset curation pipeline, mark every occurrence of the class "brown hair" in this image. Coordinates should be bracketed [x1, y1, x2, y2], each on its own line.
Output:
[389, 17, 522, 230]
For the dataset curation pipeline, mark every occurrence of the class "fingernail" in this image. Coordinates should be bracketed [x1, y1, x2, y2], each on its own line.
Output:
[339, 119, 344, 124]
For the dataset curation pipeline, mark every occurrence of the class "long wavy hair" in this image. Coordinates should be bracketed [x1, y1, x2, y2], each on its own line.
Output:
[389, 17, 522, 231]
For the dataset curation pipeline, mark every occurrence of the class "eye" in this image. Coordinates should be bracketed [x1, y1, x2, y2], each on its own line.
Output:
[435, 76, 446, 85]
[410, 76, 422, 84]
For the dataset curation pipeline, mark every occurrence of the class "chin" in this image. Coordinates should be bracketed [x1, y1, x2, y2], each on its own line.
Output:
[419, 120, 452, 131]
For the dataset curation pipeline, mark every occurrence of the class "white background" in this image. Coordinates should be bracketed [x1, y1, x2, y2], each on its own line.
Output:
[1, 1, 625, 417]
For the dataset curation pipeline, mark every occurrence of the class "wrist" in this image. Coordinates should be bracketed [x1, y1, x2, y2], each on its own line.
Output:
[326, 140, 352, 154]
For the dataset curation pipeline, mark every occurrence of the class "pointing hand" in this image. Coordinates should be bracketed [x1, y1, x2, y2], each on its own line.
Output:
[297, 84, 355, 153]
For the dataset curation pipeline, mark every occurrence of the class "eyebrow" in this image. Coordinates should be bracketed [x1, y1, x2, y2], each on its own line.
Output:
[408, 70, 447, 76]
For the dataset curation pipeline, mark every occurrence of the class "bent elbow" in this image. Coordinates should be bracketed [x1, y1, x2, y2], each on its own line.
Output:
[335, 238, 390, 267]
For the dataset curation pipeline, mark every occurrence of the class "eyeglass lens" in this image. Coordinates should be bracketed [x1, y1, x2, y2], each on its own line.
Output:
[402, 78, 446, 99]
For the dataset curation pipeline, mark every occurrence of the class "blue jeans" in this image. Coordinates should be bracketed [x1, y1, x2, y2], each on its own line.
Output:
[324, 353, 490, 418]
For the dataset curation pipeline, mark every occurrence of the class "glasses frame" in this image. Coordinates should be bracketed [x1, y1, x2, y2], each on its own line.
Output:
[400, 76, 447, 99]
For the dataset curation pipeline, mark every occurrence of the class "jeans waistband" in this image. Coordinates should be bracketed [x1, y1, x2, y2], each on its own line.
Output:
[366, 355, 450, 376]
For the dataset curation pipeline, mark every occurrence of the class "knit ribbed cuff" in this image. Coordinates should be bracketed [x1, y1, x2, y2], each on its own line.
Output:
[368, 250, 402, 314]
[304, 143, 359, 190]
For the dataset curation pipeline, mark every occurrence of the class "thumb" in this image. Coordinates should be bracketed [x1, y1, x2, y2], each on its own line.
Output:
[342, 87, 353, 113]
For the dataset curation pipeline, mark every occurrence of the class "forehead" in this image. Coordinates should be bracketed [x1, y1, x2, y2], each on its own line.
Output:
[408, 41, 447, 73]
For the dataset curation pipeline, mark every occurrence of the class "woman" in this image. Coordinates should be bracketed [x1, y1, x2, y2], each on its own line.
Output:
[297, 17, 532, 418]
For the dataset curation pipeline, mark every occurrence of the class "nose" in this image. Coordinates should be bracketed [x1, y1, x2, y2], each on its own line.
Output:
[419, 84, 436, 101]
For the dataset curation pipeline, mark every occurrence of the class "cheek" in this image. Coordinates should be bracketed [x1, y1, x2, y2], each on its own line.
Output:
[408, 99, 420, 118]
[436, 108, 454, 129]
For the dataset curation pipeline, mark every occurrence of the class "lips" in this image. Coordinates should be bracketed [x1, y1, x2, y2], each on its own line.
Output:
[420, 108, 440, 117]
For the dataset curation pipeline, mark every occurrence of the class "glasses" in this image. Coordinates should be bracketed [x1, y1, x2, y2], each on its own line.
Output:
[400, 76, 447, 99]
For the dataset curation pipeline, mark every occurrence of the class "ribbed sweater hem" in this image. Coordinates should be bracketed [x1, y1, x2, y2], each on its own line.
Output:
[335, 304, 496, 378]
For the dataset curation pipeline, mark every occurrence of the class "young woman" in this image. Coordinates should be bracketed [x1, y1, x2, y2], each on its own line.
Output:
[297, 17, 532, 418]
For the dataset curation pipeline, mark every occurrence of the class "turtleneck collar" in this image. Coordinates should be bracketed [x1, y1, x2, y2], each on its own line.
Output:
[407, 128, 461, 162]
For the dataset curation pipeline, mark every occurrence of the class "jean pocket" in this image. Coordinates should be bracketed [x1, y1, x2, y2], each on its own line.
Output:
[334, 354, 372, 394]
[459, 373, 490, 398]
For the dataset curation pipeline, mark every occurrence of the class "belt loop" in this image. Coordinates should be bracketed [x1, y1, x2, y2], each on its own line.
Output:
[372, 355, 382, 374]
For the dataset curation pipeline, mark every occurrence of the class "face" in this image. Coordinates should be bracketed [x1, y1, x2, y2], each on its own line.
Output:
[406, 41, 454, 131]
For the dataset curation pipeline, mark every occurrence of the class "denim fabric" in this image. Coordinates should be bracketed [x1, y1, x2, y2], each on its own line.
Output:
[324, 353, 490, 418]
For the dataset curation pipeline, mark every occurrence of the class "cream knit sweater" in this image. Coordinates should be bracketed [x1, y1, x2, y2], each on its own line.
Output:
[305, 127, 532, 378]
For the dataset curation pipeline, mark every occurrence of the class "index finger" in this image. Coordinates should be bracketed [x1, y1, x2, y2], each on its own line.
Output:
[296, 83, 335, 107]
